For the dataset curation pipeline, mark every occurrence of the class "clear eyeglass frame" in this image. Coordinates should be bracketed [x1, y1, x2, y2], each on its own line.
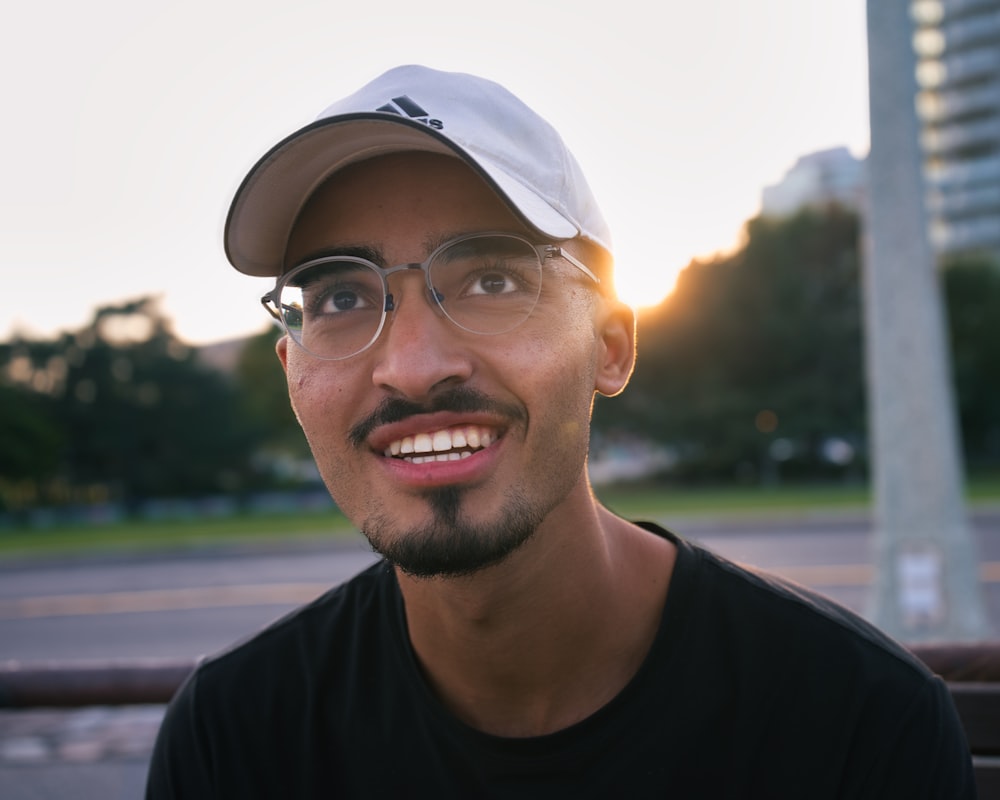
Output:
[260, 231, 601, 361]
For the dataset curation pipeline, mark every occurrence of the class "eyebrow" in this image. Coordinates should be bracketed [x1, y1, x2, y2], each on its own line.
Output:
[420, 229, 529, 254]
[292, 244, 385, 268]
[289, 229, 532, 272]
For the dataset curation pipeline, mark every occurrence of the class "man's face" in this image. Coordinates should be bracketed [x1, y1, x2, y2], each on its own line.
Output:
[277, 152, 626, 578]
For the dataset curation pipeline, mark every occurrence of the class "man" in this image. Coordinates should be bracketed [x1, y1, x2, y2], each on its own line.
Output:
[147, 65, 974, 797]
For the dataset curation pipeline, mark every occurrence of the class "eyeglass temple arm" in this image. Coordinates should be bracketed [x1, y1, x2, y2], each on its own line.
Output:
[260, 293, 281, 321]
[262, 293, 301, 322]
[544, 246, 601, 285]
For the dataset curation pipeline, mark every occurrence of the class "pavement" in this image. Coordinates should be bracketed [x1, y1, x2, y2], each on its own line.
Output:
[0, 705, 163, 799]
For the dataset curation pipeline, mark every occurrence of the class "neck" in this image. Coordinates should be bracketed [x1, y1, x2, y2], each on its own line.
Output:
[396, 500, 676, 737]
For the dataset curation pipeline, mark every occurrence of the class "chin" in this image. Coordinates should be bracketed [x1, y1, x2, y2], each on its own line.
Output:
[362, 487, 543, 578]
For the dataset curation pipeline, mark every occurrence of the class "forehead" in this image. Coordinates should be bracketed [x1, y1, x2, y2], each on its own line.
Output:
[283, 152, 531, 268]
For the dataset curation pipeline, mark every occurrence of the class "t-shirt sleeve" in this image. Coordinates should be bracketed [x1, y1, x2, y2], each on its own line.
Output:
[856, 674, 976, 799]
[145, 670, 215, 799]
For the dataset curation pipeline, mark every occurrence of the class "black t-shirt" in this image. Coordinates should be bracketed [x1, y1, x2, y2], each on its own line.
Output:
[146, 525, 975, 798]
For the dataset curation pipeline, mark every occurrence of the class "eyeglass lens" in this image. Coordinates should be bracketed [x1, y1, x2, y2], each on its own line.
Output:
[276, 235, 544, 360]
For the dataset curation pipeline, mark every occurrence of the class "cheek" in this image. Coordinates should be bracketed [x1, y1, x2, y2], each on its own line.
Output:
[285, 356, 352, 438]
[517, 325, 600, 412]
[284, 361, 363, 507]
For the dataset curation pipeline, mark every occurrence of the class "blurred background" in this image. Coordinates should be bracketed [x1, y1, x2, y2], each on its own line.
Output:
[2, 0, 999, 797]
[3, 0, 997, 530]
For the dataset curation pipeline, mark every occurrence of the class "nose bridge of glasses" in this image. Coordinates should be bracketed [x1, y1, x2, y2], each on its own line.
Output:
[381, 261, 427, 278]
[380, 261, 446, 316]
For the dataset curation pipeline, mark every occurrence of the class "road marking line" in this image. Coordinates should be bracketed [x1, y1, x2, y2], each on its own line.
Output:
[770, 564, 873, 586]
[0, 583, 332, 619]
[2, 561, 1000, 619]
[765, 561, 1000, 587]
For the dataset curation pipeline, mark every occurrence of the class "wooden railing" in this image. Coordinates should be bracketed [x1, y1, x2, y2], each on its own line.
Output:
[2, 644, 999, 796]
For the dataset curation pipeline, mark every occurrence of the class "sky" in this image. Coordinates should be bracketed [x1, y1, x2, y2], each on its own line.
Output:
[1, 0, 870, 346]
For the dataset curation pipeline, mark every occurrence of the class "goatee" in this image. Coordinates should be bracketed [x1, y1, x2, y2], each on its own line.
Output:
[362, 486, 543, 578]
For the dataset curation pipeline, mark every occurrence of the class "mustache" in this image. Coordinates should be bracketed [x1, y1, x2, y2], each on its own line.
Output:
[349, 388, 526, 448]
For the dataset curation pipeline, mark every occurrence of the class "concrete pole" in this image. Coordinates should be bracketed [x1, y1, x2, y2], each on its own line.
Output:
[863, 0, 990, 641]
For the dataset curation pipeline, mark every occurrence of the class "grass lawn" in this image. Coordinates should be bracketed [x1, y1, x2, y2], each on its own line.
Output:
[1, 474, 997, 560]
[603, 470, 1000, 516]
[596, 482, 872, 518]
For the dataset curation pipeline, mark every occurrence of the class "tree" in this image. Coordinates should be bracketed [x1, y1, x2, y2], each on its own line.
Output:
[596, 207, 866, 482]
[943, 256, 1000, 467]
[235, 326, 309, 461]
[0, 382, 63, 510]
[1, 297, 266, 510]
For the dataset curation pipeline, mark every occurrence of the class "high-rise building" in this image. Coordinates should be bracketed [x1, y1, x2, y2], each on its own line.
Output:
[765, 2, 1000, 264]
[913, 0, 1000, 262]
[760, 147, 866, 217]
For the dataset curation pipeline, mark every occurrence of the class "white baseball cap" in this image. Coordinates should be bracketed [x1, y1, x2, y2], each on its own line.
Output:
[224, 64, 612, 277]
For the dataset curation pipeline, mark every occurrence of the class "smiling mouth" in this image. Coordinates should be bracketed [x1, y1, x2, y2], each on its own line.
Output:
[383, 425, 499, 464]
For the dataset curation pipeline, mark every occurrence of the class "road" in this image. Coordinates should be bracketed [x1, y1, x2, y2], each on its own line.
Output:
[0, 539, 379, 663]
[1, 509, 999, 800]
[3, 509, 1000, 663]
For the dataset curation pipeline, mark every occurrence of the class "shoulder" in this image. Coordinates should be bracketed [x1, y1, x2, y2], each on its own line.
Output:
[642, 522, 930, 680]
[719, 544, 923, 669]
[178, 558, 398, 708]
[148, 560, 404, 797]
[638, 524, 974, 794]
[641, 522, 949, 730]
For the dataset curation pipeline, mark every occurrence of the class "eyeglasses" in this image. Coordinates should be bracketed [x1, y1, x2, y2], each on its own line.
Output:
[261, 232, 600, 361]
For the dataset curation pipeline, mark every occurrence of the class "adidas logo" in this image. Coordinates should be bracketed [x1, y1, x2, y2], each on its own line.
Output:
[375, 95, 443, 131]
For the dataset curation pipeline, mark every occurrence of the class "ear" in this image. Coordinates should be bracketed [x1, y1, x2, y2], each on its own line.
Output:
[594, 300, 636, 397]
[275, 334, 290, 374]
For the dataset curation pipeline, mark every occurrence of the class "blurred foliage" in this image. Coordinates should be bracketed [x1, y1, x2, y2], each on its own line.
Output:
[235, 326, 309, 458]
[2, 208, 998, 513]
[595, 206, 999, 484]
[942, 255, 1000, 467]
[0, 298, 267, 512]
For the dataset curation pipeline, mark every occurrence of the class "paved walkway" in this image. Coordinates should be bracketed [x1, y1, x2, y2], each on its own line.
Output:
[0, 706, 163, 799]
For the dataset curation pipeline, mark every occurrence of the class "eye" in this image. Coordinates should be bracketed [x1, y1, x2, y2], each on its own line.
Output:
[430, 236, 543, 312]
[467, 269, 519, 296]
[317, 287, 374, 313]
[454, 252, 538, 299]
[291, 261, 383, 318]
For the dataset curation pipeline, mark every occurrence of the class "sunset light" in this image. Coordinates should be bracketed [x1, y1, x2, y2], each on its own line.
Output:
[613, 259, 683, 312]
[1, 1, 869, 346]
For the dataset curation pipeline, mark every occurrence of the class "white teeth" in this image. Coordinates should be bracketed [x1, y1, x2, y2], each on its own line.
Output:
[432, 430, 452, 452]
[384, 426, 497, 461]
[414, 433, 433, 453]
[411, 452, 470, 464]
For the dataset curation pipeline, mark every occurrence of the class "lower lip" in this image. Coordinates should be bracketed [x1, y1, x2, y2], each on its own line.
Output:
[378, 441, 501, 488]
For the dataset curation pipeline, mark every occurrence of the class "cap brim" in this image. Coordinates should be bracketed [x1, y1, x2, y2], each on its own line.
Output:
[224, 114, 578, 277]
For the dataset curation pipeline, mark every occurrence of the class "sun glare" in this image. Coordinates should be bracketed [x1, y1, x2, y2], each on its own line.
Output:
[614, 269, 678, 311]
[610, 240, 685, 311]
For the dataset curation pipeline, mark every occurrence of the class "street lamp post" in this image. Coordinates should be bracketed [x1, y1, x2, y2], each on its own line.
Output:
[863, 0, 990, 641]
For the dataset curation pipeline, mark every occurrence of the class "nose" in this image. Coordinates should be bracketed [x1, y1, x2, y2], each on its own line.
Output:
[370, 276, 473, 400]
